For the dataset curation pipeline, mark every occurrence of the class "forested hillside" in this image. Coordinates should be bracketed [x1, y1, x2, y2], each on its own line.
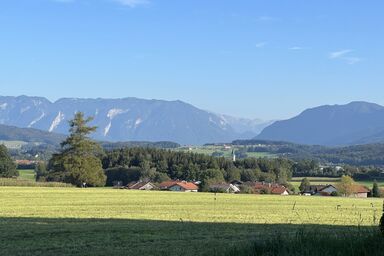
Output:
[233, 140, 384, 166]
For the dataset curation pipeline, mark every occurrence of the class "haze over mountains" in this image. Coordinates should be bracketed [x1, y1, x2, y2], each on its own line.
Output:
[257, 101, 384, 146]
[1, 96, 384, 146]
[0, 96, 269, 145]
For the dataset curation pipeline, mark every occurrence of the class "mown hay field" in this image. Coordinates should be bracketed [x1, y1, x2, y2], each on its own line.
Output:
[0, 187, 382, 255]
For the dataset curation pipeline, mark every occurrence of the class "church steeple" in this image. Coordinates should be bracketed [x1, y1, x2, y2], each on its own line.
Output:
[232, 149, 236, 162]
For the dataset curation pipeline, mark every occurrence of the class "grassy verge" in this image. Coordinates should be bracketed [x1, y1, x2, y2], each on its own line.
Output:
[0, 178, 73, 187]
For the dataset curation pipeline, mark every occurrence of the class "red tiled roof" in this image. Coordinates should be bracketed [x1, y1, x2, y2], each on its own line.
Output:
[351, 185, 370, 193]
[170, 182, 198, 190]
[271, 187, 288, 195]
[159, 180, 178, 189]
[252, 182, 288, 195]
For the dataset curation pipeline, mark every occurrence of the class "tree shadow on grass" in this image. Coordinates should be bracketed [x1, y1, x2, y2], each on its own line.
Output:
[0, 217, 380, 256]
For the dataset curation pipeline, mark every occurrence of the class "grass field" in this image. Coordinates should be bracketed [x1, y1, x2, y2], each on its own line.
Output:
[177, 145, 275, 159]
[0, 187, 383, 255]
[17, 169, 36, 181]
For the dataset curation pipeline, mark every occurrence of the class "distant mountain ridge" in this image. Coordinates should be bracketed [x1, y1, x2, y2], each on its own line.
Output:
[257, 101, 384, 146]
[0, 124, 65, 145]
[0, 95, 269, 145]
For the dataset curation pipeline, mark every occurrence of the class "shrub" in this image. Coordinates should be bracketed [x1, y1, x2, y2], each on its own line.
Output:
[331, 191, 339, 197]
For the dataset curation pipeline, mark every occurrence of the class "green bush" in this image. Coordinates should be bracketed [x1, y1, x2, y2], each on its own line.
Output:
[331, 191, 339, 197]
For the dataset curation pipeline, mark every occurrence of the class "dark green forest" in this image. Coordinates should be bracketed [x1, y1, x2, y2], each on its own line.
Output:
[232, 140, 384, 166]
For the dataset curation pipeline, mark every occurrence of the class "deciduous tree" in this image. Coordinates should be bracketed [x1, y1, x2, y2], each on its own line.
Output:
[337, 175, 355, 197]
[299, 177, 311, 192]
[0, 144, 17, 177]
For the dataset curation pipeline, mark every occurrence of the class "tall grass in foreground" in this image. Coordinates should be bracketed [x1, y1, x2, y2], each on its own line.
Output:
[0, 178, 73, 187]
[228, 229, 384, 256]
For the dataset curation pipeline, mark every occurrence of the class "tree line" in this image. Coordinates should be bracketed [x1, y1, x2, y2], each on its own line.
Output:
[1, 113, 383, 190]
[29, 113, 295, 188]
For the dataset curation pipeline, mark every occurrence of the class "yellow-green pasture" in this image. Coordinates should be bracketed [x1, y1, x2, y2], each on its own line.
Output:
[0, 187, 382, 255]
[17, 169, 36, 181]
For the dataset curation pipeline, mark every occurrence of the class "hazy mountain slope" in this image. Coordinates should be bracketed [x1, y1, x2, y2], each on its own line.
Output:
[0, 96, 265, 145]
[0, 124, 65, 145]
[256, 102, 384, 146]
[218, 114, 273, 138]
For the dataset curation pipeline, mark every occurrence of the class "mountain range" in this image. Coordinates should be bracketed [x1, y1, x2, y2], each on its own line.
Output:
[0, 96, 269, 145]
[2, 96, 384, 146]
[257, 101, 384, 146]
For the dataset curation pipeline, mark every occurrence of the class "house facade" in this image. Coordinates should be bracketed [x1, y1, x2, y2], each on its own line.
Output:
[350, 185, 370, 198]
[168, 182, 198, 192]
[159, 180, 199, 192]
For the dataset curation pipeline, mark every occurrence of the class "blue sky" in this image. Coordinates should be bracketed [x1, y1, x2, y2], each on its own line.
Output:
[0, 0, 383, 120]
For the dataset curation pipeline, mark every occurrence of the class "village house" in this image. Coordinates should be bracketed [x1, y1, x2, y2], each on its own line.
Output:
[350, 185, 370, 198]
[253, 182, 290, 195]
[159, 180, 179, 190]
[303, 184, 369, 198]
[209, 183, 240, 193]
[159, 180, 199, 192]
[169, 182, 198, 192]
[126, 181, 156, 190]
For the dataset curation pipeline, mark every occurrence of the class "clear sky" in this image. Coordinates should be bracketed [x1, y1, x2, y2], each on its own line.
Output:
[0, 0, 383, 120]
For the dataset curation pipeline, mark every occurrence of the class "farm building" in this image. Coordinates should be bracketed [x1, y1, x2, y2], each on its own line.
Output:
[302, 185, 337, 196]
[127, 181, 156, 190]
[317, 185, 338, 196]
[303, 184, 369, 198]
[209, 183, 240, 193]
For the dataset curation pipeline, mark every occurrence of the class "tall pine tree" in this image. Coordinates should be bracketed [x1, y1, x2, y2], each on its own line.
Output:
[48, 112, 106, 187]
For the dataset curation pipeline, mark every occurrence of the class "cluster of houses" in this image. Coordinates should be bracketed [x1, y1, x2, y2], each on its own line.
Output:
[125, 180, 199, 192]
[122, 179, 371, 198]
[123, 180, 291, 195]
[302, 184, 370, 198]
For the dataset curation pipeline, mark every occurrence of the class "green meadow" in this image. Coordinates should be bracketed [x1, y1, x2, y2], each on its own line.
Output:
[177, 145, 275, 159]
[0, 187, 382, 255]
[17, 169, 36, 181]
